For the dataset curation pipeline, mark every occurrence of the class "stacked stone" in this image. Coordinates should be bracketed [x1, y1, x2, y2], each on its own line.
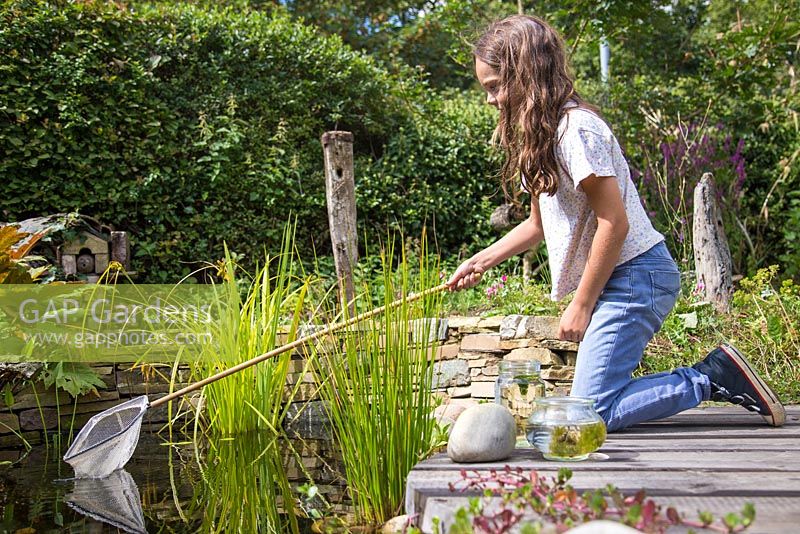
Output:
[432, 315, 577, 402]
[0, 363, 197, 447]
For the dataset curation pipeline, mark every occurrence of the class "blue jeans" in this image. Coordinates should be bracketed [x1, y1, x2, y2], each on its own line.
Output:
[570, 241, 710, 432]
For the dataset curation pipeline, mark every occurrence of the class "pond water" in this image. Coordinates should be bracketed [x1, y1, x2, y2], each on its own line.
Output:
[0, 428, 347, 533]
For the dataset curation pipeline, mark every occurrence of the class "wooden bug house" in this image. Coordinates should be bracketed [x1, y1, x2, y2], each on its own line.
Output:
[60, 228, 131, 283]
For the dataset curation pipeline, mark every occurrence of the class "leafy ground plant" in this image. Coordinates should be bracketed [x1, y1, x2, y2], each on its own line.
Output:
[443, 271, 563, 318]
[0, 225, 49, 284]
[427, 467, 754, 534]
[643, 265, 800, 403]
[726, 266, 800, 399]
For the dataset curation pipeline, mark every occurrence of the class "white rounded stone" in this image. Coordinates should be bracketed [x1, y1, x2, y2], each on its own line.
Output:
[381, 514, 410, 533]
[447, 403, 516, 463]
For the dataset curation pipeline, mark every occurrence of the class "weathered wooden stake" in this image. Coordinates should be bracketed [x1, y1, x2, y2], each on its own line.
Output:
[490, 202, 541, 281]
[321, 131, 358, 315]
[693, 172, 733, 312]
[110, 231, 130, 271]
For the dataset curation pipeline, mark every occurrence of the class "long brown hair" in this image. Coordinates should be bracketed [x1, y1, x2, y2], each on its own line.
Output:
[474, 15, 595, 197]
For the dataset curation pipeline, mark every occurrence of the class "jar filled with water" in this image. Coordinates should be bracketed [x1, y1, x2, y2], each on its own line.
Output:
[527, 396, 606, 461]
[494, 360, 545, 447]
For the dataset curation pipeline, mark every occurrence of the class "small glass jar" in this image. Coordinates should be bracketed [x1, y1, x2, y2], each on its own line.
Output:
[526, 396, 607, 461]
[495, 360, 546, 447]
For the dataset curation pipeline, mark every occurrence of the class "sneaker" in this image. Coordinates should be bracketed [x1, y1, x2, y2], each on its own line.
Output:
[692, 343, 786, 427]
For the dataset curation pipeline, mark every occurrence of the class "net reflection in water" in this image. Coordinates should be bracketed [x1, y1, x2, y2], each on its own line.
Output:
[66, 468, 147, 534]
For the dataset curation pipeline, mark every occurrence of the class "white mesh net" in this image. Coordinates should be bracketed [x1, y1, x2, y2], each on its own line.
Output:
[64, 396, 149, 479]
[66, 468, 147, 534]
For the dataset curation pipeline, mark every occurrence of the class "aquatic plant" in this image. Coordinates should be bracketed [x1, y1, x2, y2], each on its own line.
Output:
[311, 231, 444, 525]
[190, 224, 314, 435]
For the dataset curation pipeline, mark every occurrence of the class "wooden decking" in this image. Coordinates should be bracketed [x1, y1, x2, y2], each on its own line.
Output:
[406, 406, 800, 533]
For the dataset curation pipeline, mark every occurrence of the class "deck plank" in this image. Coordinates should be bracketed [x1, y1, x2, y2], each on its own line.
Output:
[608, 427, 800, 439]
[600, 437, 800, 451]
[414, 449, 800, 471]
[406, 405, 800, 534]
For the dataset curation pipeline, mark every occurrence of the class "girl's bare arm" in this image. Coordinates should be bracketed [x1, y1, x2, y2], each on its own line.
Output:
[558, 174, 629, 341]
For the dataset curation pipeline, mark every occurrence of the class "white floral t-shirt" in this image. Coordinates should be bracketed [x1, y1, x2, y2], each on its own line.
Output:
[532, 107, 664, 301]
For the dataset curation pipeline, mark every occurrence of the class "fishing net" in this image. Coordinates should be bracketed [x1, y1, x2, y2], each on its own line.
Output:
[66, 468, 147, 534]
[64, 396, 148, 479]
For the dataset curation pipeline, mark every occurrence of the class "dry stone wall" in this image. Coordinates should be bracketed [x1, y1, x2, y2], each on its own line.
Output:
[0, 315, 575, 447]
[433, 315, 576, 401]
[0, 364, 197, 448]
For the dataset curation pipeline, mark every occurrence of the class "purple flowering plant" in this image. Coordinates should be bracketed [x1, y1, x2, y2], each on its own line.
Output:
[485, 274, 508, 299]
[633, 117, 748, 267]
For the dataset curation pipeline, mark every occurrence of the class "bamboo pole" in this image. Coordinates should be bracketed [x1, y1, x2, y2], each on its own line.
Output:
[150, 283, 449, 408]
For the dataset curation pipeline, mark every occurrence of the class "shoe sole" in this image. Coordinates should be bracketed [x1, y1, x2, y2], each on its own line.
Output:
[719, 343, 786, 427]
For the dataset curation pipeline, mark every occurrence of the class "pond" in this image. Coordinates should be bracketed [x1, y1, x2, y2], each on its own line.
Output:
[0, 427, 348, 533]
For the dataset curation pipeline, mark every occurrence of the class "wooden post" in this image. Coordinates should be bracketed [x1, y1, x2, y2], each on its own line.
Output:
[321, 131, 358, 315]
[110, 231, 130, 271]
[490, 202, 541, 281]
[693, 173, 733, 312]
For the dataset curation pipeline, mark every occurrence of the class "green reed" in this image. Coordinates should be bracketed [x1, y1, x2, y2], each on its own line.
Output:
[192, 224, 313, 435]
[311, 232, 444, 525]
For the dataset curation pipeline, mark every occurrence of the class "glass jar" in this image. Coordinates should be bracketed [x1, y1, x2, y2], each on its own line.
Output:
[526, 396, 607, 461]
[494, 360, 546, 447]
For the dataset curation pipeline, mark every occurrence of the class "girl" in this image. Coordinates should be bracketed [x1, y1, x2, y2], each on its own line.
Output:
[446, 14, 784, 431]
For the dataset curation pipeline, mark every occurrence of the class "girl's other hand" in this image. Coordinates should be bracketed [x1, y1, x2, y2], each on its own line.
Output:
[446, 259, 484, 291]
[558, 300, 593, 342]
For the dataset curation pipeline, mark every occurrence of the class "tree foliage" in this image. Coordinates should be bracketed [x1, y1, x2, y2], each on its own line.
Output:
[1, 0, 501, 281]
[2, 0, 798, 281]
[276, 0, 799, 274]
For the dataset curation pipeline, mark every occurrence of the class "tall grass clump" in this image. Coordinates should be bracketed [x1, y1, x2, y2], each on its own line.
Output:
[192, 225, 314, 435]
[311, 232, 444, 525]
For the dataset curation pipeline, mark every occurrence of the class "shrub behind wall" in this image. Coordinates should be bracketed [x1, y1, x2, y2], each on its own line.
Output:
[0, 0, 501, 281]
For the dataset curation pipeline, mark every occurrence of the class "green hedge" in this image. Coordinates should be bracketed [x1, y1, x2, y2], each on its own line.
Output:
[357, 94, 501, 260]
[1, 1, 501, 281]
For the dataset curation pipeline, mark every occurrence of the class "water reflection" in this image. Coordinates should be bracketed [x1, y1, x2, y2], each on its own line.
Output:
[189, 431, 302, 533]
[66, 469, 147, 534]
[0, 431, 345, 532]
